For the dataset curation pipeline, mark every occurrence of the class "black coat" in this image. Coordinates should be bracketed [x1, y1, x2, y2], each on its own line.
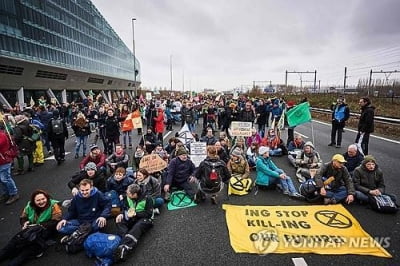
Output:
[358, 105, 375, 133]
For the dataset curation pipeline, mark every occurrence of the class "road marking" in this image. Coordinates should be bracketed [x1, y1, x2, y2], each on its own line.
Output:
[292, 257, 308, 266]
[294, 131, 309, 139]
[45, 152, 71, 160]
[163, 131, 172, 140]
[312, 120, 400, 145]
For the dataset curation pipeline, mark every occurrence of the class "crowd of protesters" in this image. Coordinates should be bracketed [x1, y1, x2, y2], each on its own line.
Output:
[0, 92, 396, 265]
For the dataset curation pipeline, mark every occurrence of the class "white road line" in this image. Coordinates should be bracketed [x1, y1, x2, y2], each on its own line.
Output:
[44, 152, 71, 160]
[294, 131, 309, 139]
[312, 120, 400, 145]
[292, 257, 308, 266]
[163, 131, 172, 140]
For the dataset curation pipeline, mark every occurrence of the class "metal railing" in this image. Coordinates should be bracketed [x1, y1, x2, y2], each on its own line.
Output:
[311, 107, 400, 125]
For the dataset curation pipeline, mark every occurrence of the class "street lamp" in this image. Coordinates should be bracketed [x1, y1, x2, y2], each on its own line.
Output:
[170, 54, 173, 93]
[132, 18, 137, 98]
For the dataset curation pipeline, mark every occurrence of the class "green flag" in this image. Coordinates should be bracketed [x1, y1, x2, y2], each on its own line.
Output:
[286, 102, 312, 127]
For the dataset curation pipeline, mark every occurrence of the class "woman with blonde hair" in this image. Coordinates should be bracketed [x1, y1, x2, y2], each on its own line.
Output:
[72, 112, 91, 158]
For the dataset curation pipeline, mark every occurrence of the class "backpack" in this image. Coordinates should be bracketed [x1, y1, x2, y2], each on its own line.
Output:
[51, 119, 64, 135]
[299, 179, 321, 203]
[369, 194, 399, 214]
[84, 232, 121, 265]
[201, 160, 225, 193]
[228, 174, 253, 196]
[62, 223, 92, 254]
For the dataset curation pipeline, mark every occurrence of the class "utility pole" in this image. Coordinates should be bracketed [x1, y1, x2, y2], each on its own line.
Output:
[343, 66, 347, 94]
[318, 80, 321, 92]
[368, 69, 398, 96]
[182, 69, 185, 94]
[285, 70, 317, 91]
[313, 70, 317, 92]
[170, 55, 173, 93]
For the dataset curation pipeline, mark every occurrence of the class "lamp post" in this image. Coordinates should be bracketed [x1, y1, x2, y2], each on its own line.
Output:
[132, 18, 137, 98]
[170, 54, 173, 94]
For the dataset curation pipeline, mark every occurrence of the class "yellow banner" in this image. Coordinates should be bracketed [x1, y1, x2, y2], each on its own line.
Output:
[222, 204, 391, 258]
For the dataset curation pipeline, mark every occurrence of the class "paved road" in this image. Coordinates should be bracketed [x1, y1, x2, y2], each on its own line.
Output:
[0, 120, 399, 266]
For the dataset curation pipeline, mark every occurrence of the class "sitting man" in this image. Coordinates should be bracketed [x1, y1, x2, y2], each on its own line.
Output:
[163, 148, 196, 200]
[343, 144, 364, 176]
[57, 179, 111, 235]
[69, 162, 107, 194]
[200, 127, 217, 146]
[353, 155, 397, 204]
[314, 154, 355, 205]
[294, 141, 322, 183]
[106, 144, 129, 173]
[80, 144, 107, 174]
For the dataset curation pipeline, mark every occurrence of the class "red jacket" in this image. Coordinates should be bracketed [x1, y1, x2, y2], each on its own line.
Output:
[0, 130, 12, 165]
[153, 109, 165, 133]
[79, 153, 107, 170]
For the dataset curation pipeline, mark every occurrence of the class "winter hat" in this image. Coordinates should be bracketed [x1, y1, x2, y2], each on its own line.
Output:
[90, 144, 99, 151]
[231, 147, 243, 157]
[84, 162, 97, 171]
[259, 146, 270, 155]
[176, 148, 188, 156]
[304, 141, 315, 149]
[363, 155, 376, 164]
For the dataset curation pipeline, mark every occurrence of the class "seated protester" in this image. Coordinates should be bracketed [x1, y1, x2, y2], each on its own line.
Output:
[255, 146, 302, 198]
[353, 155, 397, 204]
[294, 141, 322, 183]
[80, 144, 107, 174]
[0, 190, 62, 265]
[246, 142, 259, 169]
[214, 141, 230, 164]
[287, 134, 305, 167]
[57, 179, 111, 235]
[200, 127, 217, 145]
[169, 141, 186, 160]
[133, 145, 146, 170]
[134, 168, 163, 213]
[139, 127, 157, 154]
[164, 137, 177, 154]
[106, 144, 129, 173]
[227, 147, 250, 179]
[163, 148, 196, 200]
[230, 136, 247, 155]
[114, 184, 153, 262]
[343, 144, 364, 176]
[314, 154, 355, 205]
[194, 146, 231, 204]
[261, 128, 286, 156]
[69, 162, 107, 194]
[152, 142, 169, 162]
[219, 137, 230, 154]
[219, 131, 231, 151]
[106, 167, 134, 209]
[246, 128, 262, 148]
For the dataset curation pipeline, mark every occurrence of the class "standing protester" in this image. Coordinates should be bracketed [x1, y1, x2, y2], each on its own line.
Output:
[255, 99, 267, 138]
[72, 112, 91, 158]
[38, 106, 53, 154]
[355, 97, 375, 155]
[104, 109, 122, 155]
[328, 97, 350, 148]
[47, 109, 68, 165]
[153, 107, 165, 143]
[0, 121, 19, 205]
[13, 115, 35, 175]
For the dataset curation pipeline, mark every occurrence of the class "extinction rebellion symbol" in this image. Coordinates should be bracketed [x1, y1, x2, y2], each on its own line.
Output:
[314, 210, 352, 229]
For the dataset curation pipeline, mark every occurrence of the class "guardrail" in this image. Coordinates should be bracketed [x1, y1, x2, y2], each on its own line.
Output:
[310, 108, 400, 126]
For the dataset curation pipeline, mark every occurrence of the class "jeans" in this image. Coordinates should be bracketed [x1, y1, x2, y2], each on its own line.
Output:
[355, 191, 397, 204]
[58, 219, 99, 235]
[122, 131, 132, 147]
[279, 176, 298, 194]
[324, 186, 348, 202]
[0, 163, 18, 196]
[75, 135, 88, 156]
[257, 124, 266, 138]
[187, 122, 195, 133]
[269, 148, 282, 156]
[154, 197, 164, 208]
[17, 154, 33, 171]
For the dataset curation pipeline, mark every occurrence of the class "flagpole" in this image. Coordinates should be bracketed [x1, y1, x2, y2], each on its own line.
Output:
[311, 120, 315, 146]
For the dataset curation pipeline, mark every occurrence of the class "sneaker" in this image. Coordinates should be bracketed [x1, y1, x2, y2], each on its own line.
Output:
[5, 194, 19, 205]
[153, 208, 160, 215]
[328, 143, 335, 146]
[289, 192, 305, 199]
[113, 245, 128, 262]
[62, 199, 72, 208]
[35, 252, 44, 258]
[283, 190, 289, 195]
[210, 195, 217, 205]
[13, 170, 24, 176]
[335, 145, 341, 148]
[324, 198, 337, 205]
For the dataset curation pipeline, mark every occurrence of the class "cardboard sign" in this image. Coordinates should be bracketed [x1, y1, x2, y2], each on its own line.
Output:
[139, 154, 167, 173]
[222, 204, 391, 258]
[230, 121, 252, 137]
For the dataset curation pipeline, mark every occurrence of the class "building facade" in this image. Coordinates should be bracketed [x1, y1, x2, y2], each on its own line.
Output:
[0, 0, 139, 105]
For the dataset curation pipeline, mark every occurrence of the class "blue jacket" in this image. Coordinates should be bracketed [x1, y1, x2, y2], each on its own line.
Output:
[64, 187, 111, 223]
[256, 156, 283, 186]
[38, 110, 53, 130]
[106, 175, 134, 195]
[166, 157, 196, 185]
[343, 151, 364, 173]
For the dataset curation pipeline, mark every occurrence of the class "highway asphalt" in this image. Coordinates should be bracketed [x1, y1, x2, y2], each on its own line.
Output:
[0, 120, 398, 266]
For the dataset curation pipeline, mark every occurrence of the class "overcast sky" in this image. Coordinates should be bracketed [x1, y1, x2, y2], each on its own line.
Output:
[92, 0, 400, 91]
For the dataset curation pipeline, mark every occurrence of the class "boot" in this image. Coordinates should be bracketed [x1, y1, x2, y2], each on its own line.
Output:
[5, 194, 19, 205]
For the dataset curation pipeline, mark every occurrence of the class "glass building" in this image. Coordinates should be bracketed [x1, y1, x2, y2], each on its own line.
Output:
[0, 0, 140, 105]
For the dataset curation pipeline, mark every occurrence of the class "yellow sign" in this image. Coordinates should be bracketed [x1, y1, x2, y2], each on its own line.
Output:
[230, 122, 252, 137]
[139, 154, 167, 173]
[222, 204, 391, 258]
